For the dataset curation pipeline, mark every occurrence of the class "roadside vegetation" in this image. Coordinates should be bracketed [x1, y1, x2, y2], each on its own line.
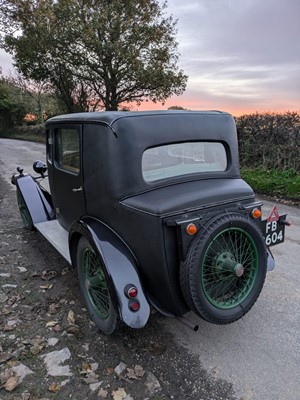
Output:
[236, 112, 300, 203]
[0, 125, 45, 143]
[1, 110, 299, 203]
[241, 167, 299, 202]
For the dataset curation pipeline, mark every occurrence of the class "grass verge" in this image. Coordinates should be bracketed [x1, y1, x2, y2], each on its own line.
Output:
[241, 167, 300, 203]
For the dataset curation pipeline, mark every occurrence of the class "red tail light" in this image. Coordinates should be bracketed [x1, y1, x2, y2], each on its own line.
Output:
[129, 300, 140, 312]
[124, 284, 138, 298]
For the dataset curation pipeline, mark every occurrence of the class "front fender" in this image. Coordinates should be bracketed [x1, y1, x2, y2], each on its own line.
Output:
[15, 174, 54, 224]
[69, 217, 150, 329]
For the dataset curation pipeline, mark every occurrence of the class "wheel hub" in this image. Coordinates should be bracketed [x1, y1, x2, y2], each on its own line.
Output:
[234, 263, 244, 277]
[214, 252, 244, 277]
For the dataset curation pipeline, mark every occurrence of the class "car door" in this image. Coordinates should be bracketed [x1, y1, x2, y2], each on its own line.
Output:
[51, 124, 85, 230]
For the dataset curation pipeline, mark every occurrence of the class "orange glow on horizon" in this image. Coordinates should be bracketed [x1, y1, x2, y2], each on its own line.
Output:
[129, 97, 300, 117]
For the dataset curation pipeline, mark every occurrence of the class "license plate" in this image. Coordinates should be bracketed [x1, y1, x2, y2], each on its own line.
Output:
[261, 215, 286, 246]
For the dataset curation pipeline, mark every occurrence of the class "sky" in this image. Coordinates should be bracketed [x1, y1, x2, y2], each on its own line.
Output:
[1, 0, 299, 116]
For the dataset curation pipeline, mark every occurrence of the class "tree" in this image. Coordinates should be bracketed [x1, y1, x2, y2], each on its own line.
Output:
[0, 0, 95, 113]
[9, 74, 48, 124]
[168, 105, 187, 110]
[0, 0, 188, 111]
[0, 69, 27, 128]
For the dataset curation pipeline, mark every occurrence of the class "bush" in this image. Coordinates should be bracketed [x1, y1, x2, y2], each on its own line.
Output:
[236, 112, 300, 173]
[0, 124, 45, 143]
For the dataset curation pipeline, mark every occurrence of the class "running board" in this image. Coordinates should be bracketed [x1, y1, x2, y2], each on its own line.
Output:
[34, 220, 71, 264]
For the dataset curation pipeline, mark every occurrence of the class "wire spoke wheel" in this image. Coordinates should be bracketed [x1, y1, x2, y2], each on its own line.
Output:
[202, 228, 258, 309]
[180, 213, 267, 325]
[77, 237, 119, 334]
[16, 189, 33, 230]
[82, 248, 110, 319]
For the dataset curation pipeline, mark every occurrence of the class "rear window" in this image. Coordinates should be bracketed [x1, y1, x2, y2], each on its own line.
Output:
[142, 142, 227, 182]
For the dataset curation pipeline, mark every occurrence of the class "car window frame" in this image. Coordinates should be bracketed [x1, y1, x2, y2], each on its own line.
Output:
[53, 124, 82, 175]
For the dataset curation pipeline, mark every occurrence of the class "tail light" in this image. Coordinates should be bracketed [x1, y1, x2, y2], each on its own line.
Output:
[251, 208, 262, 219]
[124, 284, 138, 298]
[186, 223, 198, 235]
[129, 300, 140, 312]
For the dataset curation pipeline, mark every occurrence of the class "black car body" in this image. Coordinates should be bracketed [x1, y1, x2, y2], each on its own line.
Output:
[12, 111, 287, 334]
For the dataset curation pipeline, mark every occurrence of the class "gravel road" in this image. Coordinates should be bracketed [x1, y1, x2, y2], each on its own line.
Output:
[0, 138, 299, 400]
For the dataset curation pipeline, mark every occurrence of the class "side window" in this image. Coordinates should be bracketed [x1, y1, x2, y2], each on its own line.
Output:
[55, 127, 80, 173]
[46, 129, 53, 163]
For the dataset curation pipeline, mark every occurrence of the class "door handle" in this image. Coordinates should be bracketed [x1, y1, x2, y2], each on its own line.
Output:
[72, 186, 83, 192]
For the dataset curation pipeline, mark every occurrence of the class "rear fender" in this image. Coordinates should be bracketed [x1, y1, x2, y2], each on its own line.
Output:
[267, 248, 275, 271]
[69, 217, 150, 329]
[15, 174, 54, 224]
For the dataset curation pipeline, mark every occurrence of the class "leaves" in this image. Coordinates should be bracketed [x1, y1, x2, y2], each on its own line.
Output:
[67, 310, 76, 325]
[29, 337, 47, 355]
[65, 325, 82, 336]
[126, 365, 145, 380]
[80, 363, 93, 374]
[45, 320, 59, 328]
[0, 352, 12, 363]
[80, 362, 100, 384]
[48, 302, 61, 314]
[98, 388, 108, 398]
[48, 382, 61, 393]
[81, 371, 100, 384]
[4, 374, 19, 391]
[39, 284, 53, 290]
[0, 0, 187, 111]
[237, 112, 300, 173]
[112, 387, 127, 400]
[0, 366, 28, 392]
[40, 270, 57, 281]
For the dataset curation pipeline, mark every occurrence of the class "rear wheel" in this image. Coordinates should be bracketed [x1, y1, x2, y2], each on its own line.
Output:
[180, 213, 267, 324]
[16, 188, 34, 230]
[76, 237, 119, 335]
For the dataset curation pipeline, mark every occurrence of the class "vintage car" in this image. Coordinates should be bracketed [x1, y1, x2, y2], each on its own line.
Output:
[12, 110, 288, 334]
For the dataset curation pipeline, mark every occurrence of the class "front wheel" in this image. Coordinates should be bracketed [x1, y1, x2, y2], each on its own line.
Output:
[76, 237, 120, 335]
[16, 188, 34, 230]
[180, 213, 267, 324]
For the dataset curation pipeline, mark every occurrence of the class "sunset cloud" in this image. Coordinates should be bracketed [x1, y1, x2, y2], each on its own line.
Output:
[165, 0, 300, 114]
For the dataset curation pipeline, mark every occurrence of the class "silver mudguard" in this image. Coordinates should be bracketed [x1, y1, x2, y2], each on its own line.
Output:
[69, 217, 150, 329]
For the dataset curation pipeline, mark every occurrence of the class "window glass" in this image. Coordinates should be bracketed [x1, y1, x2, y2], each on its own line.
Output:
[142, 142, 227, 182]
[46, 129, 52, 162]
[55, 127, 80, 173]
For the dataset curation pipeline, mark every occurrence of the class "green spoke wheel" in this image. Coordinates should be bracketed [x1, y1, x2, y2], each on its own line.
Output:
[180, 213, 267, 325]
[16, 189, 34, 230]
[202, 228, 258, 309]
[77, 237, 119, 335]
[82, 248, 110, 319]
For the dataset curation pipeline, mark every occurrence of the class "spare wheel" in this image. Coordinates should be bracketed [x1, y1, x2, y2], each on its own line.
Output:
[180, 213, 267, 324]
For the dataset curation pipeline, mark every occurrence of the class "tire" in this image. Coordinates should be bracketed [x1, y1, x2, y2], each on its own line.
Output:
[76, 237, 119, 335]
[180, 213, 267, 324]
[16, 188, 34, 230]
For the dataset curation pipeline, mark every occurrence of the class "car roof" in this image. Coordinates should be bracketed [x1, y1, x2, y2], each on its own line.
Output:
[45, 110, 230, 127]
